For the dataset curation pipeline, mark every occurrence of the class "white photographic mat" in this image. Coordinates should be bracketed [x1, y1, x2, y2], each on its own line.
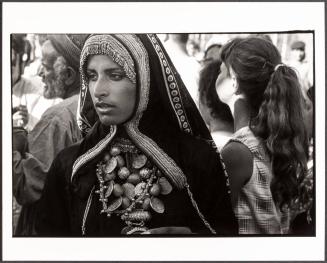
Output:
[2, 2, 325, 261]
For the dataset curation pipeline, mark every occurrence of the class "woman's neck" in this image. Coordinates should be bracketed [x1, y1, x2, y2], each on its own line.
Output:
[115, 125, 130, 139]
[209, 119, 233, 134]
[232, 99, 252, 132]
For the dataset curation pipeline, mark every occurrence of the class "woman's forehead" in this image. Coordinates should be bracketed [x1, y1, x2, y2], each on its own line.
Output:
[81, 34, 137, 84]
[86, 54, 121, 69]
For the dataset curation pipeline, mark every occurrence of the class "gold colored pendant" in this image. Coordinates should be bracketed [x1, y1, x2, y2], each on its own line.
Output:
[132, 154, 147, 169]
[104, 157, 117, 174]
[158, 177, 173, 195]
[106, 196, 123, 212]
[118, 167, 130, 180]
[127, 173, 141, 185]
[105, 180, 114, 198]
[135, 182, 147, 196]
[115, 155, 126, 168]
[104, 171, 116, 181]
[142, 197, 151, 210]
[113, 183, 124, 197]
[149, 183, 161, 196]
[122, 182, 135, 200]
[139, 168, 151, 179]
[150, 197, 165, 213]
[110, 146, 121, 156]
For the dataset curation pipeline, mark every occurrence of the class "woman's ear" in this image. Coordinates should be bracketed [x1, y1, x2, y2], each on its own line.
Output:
[232, 76, 238, 93]
[64, 66, 77, 86]
[230, 70, 245, 100]
[234, 81, 242, 95]
[230, 69, 239, 94]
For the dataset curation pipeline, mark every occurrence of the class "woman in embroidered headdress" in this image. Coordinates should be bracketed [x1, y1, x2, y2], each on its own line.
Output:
[216, 36, 313, 234]
[36, 34, 237, 236]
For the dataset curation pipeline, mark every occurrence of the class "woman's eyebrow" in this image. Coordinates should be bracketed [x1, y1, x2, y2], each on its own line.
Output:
[104, 67, 125, 73]
[106, 66, 124, 70]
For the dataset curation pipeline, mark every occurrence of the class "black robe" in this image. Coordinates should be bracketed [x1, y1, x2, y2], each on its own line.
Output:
[36, 122, 238, 236]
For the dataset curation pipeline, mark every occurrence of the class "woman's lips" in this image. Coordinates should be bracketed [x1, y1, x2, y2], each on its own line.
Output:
[95, 102, 115, 113]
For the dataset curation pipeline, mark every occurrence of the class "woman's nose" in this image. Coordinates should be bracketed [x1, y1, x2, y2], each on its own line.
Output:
[93, 77, 109, 98]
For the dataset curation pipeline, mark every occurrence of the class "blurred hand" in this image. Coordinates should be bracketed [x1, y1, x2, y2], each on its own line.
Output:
[13, 127, 28, 156]
[13, 105, 28, 127]
[141, 226, 193, 235]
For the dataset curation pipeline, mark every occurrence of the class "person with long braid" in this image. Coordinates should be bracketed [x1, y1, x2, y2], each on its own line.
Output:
[216, 36, 313, 234]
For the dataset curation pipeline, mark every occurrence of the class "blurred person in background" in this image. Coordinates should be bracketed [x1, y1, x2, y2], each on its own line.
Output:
[202, 44, 221, 65]
[23, 34, 47, 78]
[187, 40, 203, 62]
[288, 40, 313, 139]
[198, 59, 234, 151]
[11, 33, 60, 234]
[12, 35, 63, 232]
[217, 36, 313, 234]
[12, 34, 62, 132]
[201, 35, 229, 66]
[287, 41, 314, 235]
[13, 34, 89, 235]
[162, 34, 201, 107]
[11, 34, 30, 233]
[288, 40, 313, 106]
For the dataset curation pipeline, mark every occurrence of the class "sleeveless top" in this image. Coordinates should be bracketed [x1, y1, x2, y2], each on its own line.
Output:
[228, 126, 291, 234]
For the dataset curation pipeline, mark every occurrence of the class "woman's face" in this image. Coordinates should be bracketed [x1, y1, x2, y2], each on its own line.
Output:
[86, 55, 137, 126]
[215, 62, 236, 104]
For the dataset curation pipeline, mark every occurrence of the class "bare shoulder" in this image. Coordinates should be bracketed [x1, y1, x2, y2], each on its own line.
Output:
[221, 141, 253, 168]
[221, 141, 253, 203]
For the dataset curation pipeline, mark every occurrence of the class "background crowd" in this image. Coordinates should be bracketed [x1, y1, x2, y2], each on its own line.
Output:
[11, 32, 314, 236]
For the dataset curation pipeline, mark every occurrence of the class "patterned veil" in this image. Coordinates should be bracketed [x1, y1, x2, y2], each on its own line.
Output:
[75, 34, 221, 186]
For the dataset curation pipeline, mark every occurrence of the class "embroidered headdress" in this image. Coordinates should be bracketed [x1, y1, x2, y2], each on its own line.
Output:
[75, 34, 219, 188]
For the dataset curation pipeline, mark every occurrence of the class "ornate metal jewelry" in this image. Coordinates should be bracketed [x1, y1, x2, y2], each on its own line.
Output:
[95, 138, 173, 234]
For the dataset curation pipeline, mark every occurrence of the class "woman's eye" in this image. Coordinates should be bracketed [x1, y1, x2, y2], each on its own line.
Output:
[109, 72, 125, 81]
[86, 72, 97, 81]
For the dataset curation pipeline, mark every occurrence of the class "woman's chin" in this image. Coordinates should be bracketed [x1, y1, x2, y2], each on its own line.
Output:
[99, 115, 126, 126]
[99, 116, 115, 126]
